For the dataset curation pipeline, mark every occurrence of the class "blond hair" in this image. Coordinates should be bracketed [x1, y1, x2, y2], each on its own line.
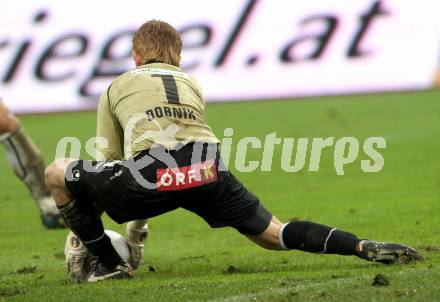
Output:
[133, 20, 182, 67]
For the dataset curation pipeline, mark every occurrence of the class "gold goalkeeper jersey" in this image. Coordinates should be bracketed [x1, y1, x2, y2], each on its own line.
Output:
[96, 63, 219, 159]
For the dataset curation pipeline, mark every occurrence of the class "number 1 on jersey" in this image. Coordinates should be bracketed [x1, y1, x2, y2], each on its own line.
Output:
[152, 74, 180, 104]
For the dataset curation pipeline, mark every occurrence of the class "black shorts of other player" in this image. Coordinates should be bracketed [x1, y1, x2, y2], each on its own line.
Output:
[65, 142, 272, 236]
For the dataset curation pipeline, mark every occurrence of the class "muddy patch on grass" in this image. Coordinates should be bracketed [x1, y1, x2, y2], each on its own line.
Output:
[0, 288, 24, 297]
[372, 273, 389, 287]
[423, 246, 439, 253]
[395, 288, 416, 297]
[16, 266, 37, 274]
[223, 265, 239, 274]
[279, 277, 296, 287]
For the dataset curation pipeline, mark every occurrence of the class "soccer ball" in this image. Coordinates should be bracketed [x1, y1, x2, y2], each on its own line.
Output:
[104, 230, 130, 261]
[64, 230, 130, 262]
[64, 230, 130, 281]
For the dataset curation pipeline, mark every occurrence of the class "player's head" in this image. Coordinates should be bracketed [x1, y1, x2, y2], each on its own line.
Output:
[132, 20, 182, 67]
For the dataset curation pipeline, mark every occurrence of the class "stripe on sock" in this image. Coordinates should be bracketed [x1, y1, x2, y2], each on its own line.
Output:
[5, 137, 27, 178]
[279, 223, 289, 250]
[0, 126, 20, 142]
[82, 233, 105, 244]
[321, 228, 337, 253]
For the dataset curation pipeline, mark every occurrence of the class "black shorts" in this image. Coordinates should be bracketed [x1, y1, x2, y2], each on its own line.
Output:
[65, 143, 272, 235]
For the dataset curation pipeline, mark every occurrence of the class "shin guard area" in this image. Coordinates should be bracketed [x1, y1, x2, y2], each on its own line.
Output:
[58, 199, 104, 241]
[281, 221, 359, 255]
[58, 199, 121, 269]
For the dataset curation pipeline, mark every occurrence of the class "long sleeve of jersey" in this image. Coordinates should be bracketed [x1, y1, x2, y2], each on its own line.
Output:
[96, 87, 124, 161]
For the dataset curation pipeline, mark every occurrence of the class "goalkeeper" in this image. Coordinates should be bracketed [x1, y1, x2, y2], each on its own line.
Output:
[44, 20, 422, 282]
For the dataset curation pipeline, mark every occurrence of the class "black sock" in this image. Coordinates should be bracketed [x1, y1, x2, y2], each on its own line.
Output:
[58, 199, 121, 269]
[82, 233, 121, 269]
[280, 221, 359, 255]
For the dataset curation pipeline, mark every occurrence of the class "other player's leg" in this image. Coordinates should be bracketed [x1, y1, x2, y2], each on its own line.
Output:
[45, 158, 133, 281]
[0, 99, 63, 228]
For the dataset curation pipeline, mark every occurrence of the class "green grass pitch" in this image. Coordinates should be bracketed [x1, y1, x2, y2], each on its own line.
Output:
[0, 91, 439, 301]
